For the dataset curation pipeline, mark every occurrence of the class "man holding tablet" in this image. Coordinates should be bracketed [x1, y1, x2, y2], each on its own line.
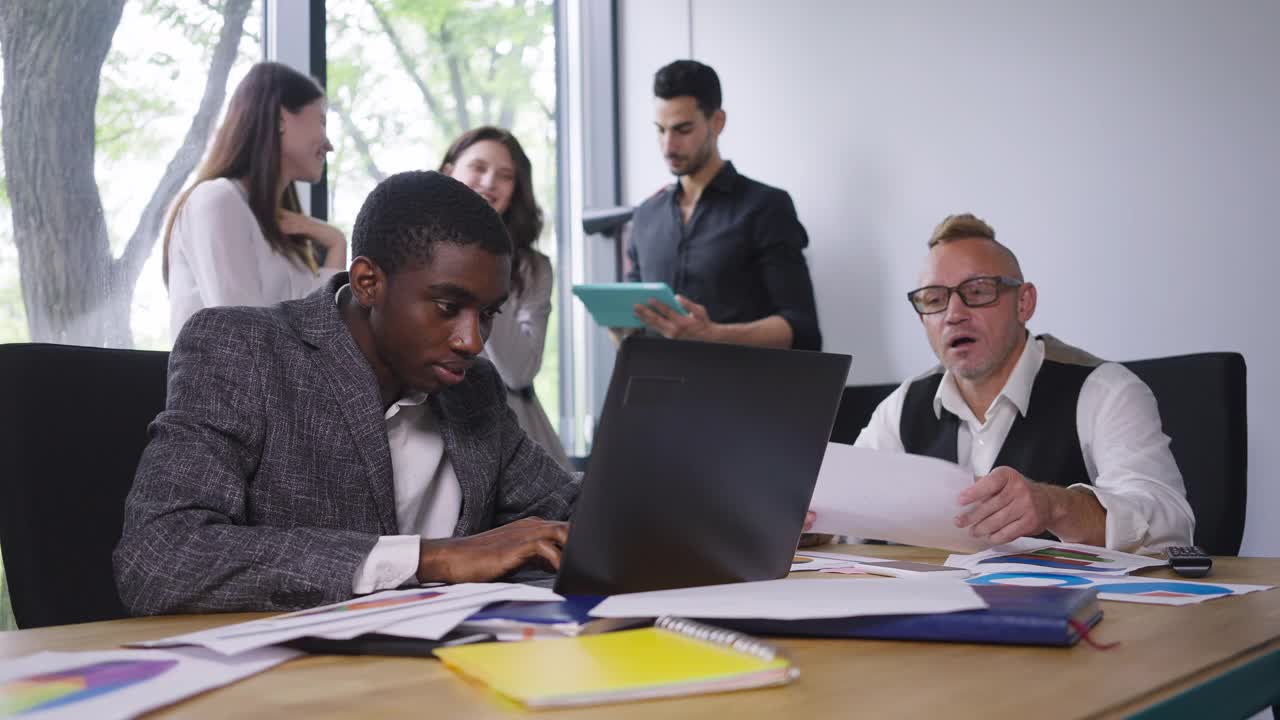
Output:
[621, 60, 822, 351]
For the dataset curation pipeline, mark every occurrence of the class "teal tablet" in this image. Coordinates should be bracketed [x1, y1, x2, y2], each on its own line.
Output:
[571, 282, 689, 328]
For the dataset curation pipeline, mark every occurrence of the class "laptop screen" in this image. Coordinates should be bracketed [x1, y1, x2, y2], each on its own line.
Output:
[554, 336, 851, 595]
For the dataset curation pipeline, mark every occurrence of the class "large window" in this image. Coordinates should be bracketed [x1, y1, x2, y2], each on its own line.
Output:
[326, 0, 561, 427]
[0, 0, 567, 631]
[0, 0, 263, 349]
[0, 0, 264, 630]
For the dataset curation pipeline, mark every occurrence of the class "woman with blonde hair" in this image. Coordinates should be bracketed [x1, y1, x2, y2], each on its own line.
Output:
[165, 61, 345, 339]
[440, 126, 570, 469]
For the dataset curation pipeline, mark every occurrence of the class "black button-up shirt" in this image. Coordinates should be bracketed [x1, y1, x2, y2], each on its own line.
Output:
[625, 161, 822, 350]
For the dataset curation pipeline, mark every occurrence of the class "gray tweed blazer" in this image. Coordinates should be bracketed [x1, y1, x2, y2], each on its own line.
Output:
[114, 274, 579, 615]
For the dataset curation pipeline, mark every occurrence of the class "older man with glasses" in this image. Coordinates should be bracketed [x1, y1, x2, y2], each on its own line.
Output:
[850, 213, 1193, 554]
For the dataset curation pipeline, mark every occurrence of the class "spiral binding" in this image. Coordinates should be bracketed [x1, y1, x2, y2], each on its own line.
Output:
[655, 616, 787, 663]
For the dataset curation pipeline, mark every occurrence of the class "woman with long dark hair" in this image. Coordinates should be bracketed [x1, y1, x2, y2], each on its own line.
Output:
[440, 126, 569, 468]
[164, 61, 345, 340]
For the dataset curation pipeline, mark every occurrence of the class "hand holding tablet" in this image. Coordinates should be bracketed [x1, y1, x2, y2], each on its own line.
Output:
[572, 282, 689, 328]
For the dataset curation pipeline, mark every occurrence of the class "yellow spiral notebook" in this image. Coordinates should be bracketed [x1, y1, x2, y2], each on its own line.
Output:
[434, 617, 798, 709]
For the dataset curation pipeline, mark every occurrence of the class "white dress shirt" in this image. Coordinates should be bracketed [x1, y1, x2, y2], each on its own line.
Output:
[167, 178, 338, 340]
[854, 336, 1195, 553]
[333, 284, 462, 593]
[351, 392, 463, 593]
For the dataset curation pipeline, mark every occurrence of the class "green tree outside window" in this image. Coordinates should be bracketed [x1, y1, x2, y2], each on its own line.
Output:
[0, 0, 558, 631]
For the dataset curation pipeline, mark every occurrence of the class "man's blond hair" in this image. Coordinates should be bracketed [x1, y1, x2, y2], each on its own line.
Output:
[928, 213, 996, 248]
[927, 213, 1023, 280]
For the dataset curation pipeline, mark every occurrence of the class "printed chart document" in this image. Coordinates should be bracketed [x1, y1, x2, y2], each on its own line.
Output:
[965, 571, 1273, 606]
[945, 539, 1168, 576]
[133, 583, 561, 655]
[808, 444, 990, 552]
[589, 578, 987, 620]
[0, 646, 296, 720]
[371, 606, 486, 640]
[944, 539, 1276, 606]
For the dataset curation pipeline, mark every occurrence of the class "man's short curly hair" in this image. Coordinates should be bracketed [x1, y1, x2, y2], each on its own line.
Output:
[653, 59, 722, 117]
[351, 170, 512, 276]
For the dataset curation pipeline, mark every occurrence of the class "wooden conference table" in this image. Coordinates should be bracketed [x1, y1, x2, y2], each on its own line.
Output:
[3, 545, 1278, 719]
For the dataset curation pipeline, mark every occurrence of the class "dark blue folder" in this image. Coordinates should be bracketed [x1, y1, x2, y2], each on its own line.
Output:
[459, 596, 652, 638]
[466, 595, 605, 625]
[700, 585, 1103, 647]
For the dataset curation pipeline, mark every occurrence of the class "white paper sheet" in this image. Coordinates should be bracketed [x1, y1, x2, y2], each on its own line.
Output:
[308, 584, 561, 641]
[0, 646, 296, 720]
[368, 606, 483, 640]
[945, 539, 1167, 576]
[796, 550, 891, 563]
[589, 578, 988, 620]
[964, 569, 1274, 606]
[1092, 578, 1272, 605]
[789, 552, 878, 572]
[819, 567, 871, 576]
[133, 583, 562, 654]
[807, 444, 991, 552]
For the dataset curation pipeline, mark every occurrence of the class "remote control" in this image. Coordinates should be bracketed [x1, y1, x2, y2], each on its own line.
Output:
[1166, 545, 1212, 578]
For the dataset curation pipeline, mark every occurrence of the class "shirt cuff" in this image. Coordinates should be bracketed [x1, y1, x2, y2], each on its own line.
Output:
[776, 309, 821, 351]
[352, 535, 421, 594]
[1067, 483, 1149, 553]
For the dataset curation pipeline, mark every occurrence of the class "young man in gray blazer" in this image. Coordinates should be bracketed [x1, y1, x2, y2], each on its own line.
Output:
[115, 171, 578, 614]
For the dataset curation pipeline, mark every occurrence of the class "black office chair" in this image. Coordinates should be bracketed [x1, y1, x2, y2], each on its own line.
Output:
[829, 382, 898, 445]
[1123, 354, 1262, 718]
[0, 342, 169, 628]
[1122, 352, 1247, 556]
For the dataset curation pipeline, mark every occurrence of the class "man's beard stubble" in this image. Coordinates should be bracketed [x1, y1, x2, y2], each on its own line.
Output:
[668, 136, 714, 178]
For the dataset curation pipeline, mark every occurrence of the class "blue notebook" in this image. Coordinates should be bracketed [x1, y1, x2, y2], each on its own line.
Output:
[457, 597, 647, 640]
[700, 585, 1102, 647]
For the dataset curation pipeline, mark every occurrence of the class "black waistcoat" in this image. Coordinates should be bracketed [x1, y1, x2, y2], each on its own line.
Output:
[899, 359, 1098, 488]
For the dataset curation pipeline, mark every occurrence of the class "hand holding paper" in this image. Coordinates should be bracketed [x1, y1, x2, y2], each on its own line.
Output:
[956, 467, 1107, 547]
[956, 466, 1057, 544]
[808, 444, 992, 553]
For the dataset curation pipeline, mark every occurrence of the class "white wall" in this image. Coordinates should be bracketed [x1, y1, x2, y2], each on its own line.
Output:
[618, 0, 1280, 556]
[618, 0, 690, 203]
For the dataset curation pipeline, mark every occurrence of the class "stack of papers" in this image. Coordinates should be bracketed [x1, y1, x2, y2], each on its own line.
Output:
[945, 539, 1168, 576]
[589, 577, 988, 620]
[0, 584, 560, 719]
[947, 539, 1275, 606]
[789, 551, 871, 572]
[133, 583, 563, 655]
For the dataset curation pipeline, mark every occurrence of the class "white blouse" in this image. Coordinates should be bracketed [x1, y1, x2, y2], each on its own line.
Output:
[482, 252, 555, 390]
[481, 252, 571, 468]
[167, 178, 338, 340]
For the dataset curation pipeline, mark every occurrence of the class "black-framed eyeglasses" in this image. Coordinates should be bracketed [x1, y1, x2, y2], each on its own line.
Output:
[906, 276, 1023, 315]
